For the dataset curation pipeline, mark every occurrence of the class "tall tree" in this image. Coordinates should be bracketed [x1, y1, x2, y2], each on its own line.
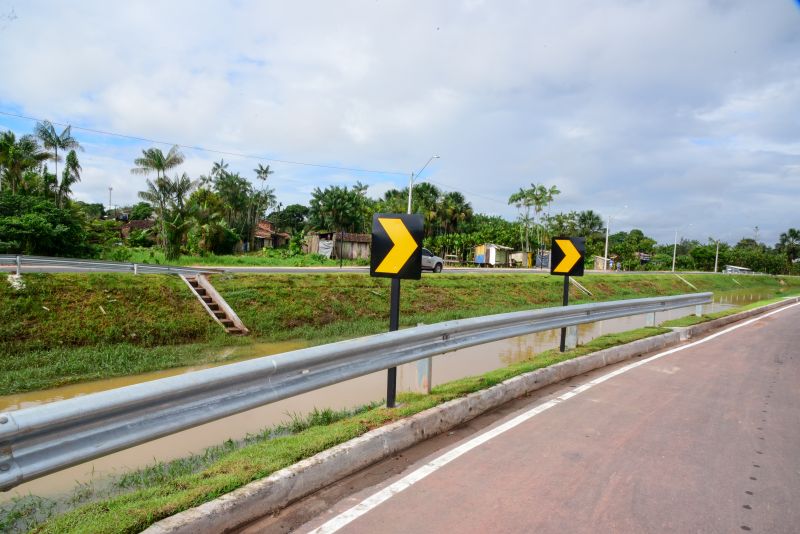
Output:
[254, 163, 274, 183]
[137, 173, 197, 260]
[211, 159, 229, 179]
[57, 150, 81, 207]
[131, 146, 185, 180]
[34, 121, 83, 198]
[0, 132, 47, 194]
[777, 228, 800, 264]
[576, 210, 604, 237]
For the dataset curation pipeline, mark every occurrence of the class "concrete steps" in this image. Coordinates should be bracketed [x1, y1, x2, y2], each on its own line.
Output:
[182, 275, 249, 336]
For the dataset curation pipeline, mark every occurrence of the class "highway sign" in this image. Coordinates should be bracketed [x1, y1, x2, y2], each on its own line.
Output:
[550, 237, 585, 277]
[370, 214, 423, 280]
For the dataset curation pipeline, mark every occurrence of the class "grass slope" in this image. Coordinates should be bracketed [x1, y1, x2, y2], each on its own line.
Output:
[213, 272, 800, 342]
[1, 272, 797, 395]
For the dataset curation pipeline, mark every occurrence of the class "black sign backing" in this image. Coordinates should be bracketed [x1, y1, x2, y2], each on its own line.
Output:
[370, 213, 423, 280]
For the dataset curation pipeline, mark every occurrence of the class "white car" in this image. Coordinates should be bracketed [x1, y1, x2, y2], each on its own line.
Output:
[421, 248, 444, 273]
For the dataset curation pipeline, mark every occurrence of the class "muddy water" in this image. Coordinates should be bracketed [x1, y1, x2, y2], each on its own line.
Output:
[0, 297, 762, 502]
[0, 341, 308, 412]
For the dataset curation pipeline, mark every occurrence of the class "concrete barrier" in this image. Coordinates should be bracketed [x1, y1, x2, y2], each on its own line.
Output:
[145, 297, 798, 533]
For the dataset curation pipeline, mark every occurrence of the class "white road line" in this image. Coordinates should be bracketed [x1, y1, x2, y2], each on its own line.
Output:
[308, 301, 800, 534]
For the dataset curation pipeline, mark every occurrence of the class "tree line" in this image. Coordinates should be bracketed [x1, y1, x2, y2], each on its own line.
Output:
[1, 123, 797, 274]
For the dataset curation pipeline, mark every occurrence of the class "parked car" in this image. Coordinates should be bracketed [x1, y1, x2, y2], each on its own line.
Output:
[421, 248, 444, 273]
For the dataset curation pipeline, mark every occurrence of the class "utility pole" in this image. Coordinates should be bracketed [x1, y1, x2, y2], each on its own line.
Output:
[108, 187, 113, 219]
[714, 240, 719, 273]
[671, 229, 678, 272]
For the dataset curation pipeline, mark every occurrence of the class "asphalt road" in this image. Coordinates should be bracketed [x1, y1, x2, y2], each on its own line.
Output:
[1, 262, 717, 276]
[247, 302, 800, 533]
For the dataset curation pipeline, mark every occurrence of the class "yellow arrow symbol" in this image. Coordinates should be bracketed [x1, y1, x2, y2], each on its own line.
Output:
[376, 217, 418, 274]
[554, 239, 581, 273]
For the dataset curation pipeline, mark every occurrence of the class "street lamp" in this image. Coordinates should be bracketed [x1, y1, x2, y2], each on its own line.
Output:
[671, 223, 693, 272]
[407, 155, 440, 214]
[603, 205, 627, 271]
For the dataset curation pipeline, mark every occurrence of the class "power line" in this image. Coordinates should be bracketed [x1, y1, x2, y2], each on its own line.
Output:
[425, 178, 510, 207]
[0, 110, 409, 176]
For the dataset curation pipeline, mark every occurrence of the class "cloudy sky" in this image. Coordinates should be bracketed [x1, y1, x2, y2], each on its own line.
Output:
[1, 0, 798, 245]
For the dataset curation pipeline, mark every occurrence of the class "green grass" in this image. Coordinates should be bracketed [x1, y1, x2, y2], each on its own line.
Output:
[0, 273, 220, 351]
[123, 247, 368, 267]
[212, 272, 800, 343]
[2, 272, 798, 396]
[661, 294, 799, 327]
[24, 326, 668, 534]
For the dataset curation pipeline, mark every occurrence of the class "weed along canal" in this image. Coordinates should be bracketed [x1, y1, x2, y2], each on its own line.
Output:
[0, 293, 754, 504]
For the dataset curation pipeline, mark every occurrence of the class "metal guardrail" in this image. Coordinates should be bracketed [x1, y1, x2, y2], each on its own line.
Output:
[0, 254, 220, 275]
[0, 292, 711, 490]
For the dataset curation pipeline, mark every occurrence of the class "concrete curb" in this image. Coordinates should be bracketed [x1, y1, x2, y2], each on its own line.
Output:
[145, 297, 799, 534]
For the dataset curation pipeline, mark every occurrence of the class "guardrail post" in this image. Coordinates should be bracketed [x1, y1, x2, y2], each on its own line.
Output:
[15, 255, 21, 276]
[695, 305, 703, 317]
[646, 312, 656, 327]
[133, 263, 138, 275]
[565, 325, 578, 349]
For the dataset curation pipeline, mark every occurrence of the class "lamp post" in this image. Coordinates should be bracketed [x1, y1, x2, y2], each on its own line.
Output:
[603, 205, 627, 271]
[671, 223, 693, 272]
[407, 155, 440, 214]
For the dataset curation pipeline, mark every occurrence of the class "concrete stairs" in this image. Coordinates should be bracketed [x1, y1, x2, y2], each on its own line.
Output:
[182, 274, 249, 335]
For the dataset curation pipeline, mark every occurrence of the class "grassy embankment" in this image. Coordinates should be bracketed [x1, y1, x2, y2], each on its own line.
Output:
[2, 272, 799, 396]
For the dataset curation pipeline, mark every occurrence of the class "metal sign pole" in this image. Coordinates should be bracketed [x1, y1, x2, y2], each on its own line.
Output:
[387, 278, 401, 407]
[559, 275, 570, 352]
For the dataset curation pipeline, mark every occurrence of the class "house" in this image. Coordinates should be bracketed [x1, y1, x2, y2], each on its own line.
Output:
[474, 243, 513, 267]
[253, 220, 290, 250]
[120, 219, 155, 239]
[305, 231, 371, 260]
[593, 254, 621, 270]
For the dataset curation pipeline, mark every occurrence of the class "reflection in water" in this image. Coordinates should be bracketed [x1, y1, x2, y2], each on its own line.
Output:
[0, 296, 767, 502]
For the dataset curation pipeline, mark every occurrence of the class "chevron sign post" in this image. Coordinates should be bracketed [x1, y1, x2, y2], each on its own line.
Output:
[550, 236, 586, 352]
[371, 213, 423, 407]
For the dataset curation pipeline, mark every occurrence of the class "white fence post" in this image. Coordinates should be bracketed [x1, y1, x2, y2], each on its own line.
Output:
[566, 325, 578, 349]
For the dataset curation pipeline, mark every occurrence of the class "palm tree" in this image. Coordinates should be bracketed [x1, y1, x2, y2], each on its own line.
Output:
[777, 228, 800, 264]
[131, 146, 185, 179]
[57, 150, 81, 207]
[34, 121, 83, 189]
[211, 159, 229, 179]
[0, 132, 48, 194]
[138, 177, 172, 249]
[438, 191, 473, 235]
[254, 163, 274, 184]
[137, 173, 197, 260]
[576, 210, 604, 237]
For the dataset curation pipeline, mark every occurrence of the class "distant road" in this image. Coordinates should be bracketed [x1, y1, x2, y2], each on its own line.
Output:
[250, 303, 800, 533]
[0, 261, 719, 276]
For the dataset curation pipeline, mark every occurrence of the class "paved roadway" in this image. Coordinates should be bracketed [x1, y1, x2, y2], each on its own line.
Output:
[243, 302, 800, 533]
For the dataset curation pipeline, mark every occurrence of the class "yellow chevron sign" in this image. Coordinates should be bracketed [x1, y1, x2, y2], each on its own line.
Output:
[550, 237, 585, 276]
[375, 218, 418, 274]
[370, 214, 423, 279]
